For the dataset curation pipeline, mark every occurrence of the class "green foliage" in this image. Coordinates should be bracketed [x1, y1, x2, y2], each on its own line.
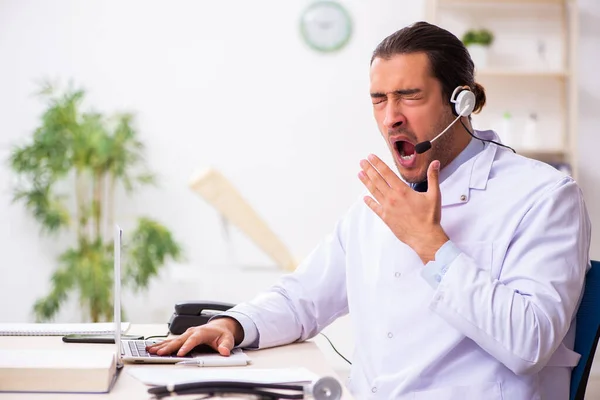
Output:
[9, 81, 184, 322]
[462, 29, 494, 47]
[125, 218, 183, 290]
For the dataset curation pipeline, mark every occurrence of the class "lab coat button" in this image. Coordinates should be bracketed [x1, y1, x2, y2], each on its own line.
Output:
[460, 194, 467, 202]
[394, 272, 401, 278]
[372, 387, 378, 393]
[387, 332, 393, 338]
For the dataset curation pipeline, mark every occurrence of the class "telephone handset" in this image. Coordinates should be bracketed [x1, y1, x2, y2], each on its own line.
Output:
[168, 301, 236, 334]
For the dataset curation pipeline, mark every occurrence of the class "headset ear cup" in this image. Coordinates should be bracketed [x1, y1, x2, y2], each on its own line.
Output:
[454, 90, 476, 117]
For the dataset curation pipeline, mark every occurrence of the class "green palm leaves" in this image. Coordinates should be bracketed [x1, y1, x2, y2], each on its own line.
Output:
[9, 82, 183, 322]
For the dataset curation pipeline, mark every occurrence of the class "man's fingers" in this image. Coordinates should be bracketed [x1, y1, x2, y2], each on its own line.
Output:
[146, 341, 163, 350]
[358, 170, 384, 202]
[360, 159, 391, 198]
[363, 196, 383, 218]
[147, 341, 170, 352]
[427, 160, 441, 198]
[148, 339, 178, 354]
[366, 154, 406, 189]
[157, 339, 187, 355]
[155, 330, 193, 355]
[177, 333, 206, 356]
[217, 335, 234, 356]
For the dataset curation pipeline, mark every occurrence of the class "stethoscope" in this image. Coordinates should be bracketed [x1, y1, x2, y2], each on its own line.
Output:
[147, 376, 343, 399]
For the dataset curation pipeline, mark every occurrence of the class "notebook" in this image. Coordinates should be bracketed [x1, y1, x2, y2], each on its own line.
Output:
[0, 322, 130, 336]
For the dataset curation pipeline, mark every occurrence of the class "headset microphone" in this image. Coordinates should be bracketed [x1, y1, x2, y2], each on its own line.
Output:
[414, 104, 469, 154]
[414, 86, 475, 155]
[414, 140, 432, 154]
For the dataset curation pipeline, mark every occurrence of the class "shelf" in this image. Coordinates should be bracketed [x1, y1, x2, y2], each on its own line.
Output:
[516, 149, 568, 162]
[475, 69, 569, 78]
[437, 0, 569, 11]
[428, 0, 578, 178]
[439, 0, 567, 4]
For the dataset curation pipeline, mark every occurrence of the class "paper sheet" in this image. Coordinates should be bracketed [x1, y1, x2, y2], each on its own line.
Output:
[128, 366, 319, 386]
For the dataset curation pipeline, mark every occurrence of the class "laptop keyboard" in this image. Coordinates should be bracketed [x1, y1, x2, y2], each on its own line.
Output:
[127, 340, 188, 358]
[123, 340, 219, 358]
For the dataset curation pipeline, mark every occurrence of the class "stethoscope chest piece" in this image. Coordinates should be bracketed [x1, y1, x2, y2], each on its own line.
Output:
[307, 376, 342, 400]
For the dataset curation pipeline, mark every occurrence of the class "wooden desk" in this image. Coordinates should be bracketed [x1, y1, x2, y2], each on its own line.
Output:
[0, 324, 352, 399]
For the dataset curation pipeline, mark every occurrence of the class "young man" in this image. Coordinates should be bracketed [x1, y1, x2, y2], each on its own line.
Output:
[149, 22, 591, 400]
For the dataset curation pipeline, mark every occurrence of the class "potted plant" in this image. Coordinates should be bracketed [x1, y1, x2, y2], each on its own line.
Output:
[8, 81, 184, 322]
[462, 28, 494, 68]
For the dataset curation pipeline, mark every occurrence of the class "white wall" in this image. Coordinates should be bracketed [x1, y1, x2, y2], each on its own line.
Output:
[578, 0, 600, 259]
[0, 0, 421, 322]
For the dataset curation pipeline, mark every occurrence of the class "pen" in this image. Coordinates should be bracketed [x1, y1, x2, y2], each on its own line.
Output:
[175, 358, 249, 367]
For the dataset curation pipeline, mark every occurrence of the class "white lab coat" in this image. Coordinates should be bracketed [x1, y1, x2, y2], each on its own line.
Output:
[232, 130, 592, 399]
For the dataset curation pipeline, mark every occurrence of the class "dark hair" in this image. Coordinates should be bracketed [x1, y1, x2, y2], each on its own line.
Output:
[371, 21, 486, 114]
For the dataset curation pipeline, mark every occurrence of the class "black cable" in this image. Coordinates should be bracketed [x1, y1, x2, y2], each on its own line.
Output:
[461, 119, 515, 153]
[319, 333, 351, 365]
[144, 334, 169, 341]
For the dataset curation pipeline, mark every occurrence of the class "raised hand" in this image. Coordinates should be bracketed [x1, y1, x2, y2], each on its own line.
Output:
[358, 154, 449, 263]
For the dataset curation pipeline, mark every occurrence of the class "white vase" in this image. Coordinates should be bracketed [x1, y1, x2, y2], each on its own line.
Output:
[467, 44, 489, 69]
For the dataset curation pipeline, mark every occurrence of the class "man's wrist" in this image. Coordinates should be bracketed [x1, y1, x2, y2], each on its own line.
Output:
[414, 228, 449, 264]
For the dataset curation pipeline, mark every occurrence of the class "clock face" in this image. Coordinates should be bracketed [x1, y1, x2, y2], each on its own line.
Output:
[300, 1, 352, 53]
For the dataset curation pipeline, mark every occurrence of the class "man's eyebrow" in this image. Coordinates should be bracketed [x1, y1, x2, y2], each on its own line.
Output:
[394, 88, 422, 96]
[370, 88, 422, 98]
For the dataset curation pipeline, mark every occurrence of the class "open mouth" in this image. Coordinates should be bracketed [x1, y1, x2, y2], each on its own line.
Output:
[394, 140, 417, 162]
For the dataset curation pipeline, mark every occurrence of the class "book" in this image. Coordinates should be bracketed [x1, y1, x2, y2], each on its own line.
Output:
[0, 349, 117, 393]
[0, 322, 130, 336]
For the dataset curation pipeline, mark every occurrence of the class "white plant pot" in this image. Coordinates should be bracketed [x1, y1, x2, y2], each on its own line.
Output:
[467, 44, 490, 69]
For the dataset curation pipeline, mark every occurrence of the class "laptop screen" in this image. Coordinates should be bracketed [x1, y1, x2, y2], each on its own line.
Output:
[114, 225, 123, 368]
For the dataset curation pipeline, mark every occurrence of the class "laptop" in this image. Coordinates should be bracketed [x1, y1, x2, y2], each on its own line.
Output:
[114, 225, 218, 364]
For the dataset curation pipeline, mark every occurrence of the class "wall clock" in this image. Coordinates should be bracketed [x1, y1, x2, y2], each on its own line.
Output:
[300, 1, 352, 53]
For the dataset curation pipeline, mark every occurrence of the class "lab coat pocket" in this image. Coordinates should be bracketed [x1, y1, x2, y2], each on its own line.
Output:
[412, 381, 503, 400]
[454, 241, 497, 279]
